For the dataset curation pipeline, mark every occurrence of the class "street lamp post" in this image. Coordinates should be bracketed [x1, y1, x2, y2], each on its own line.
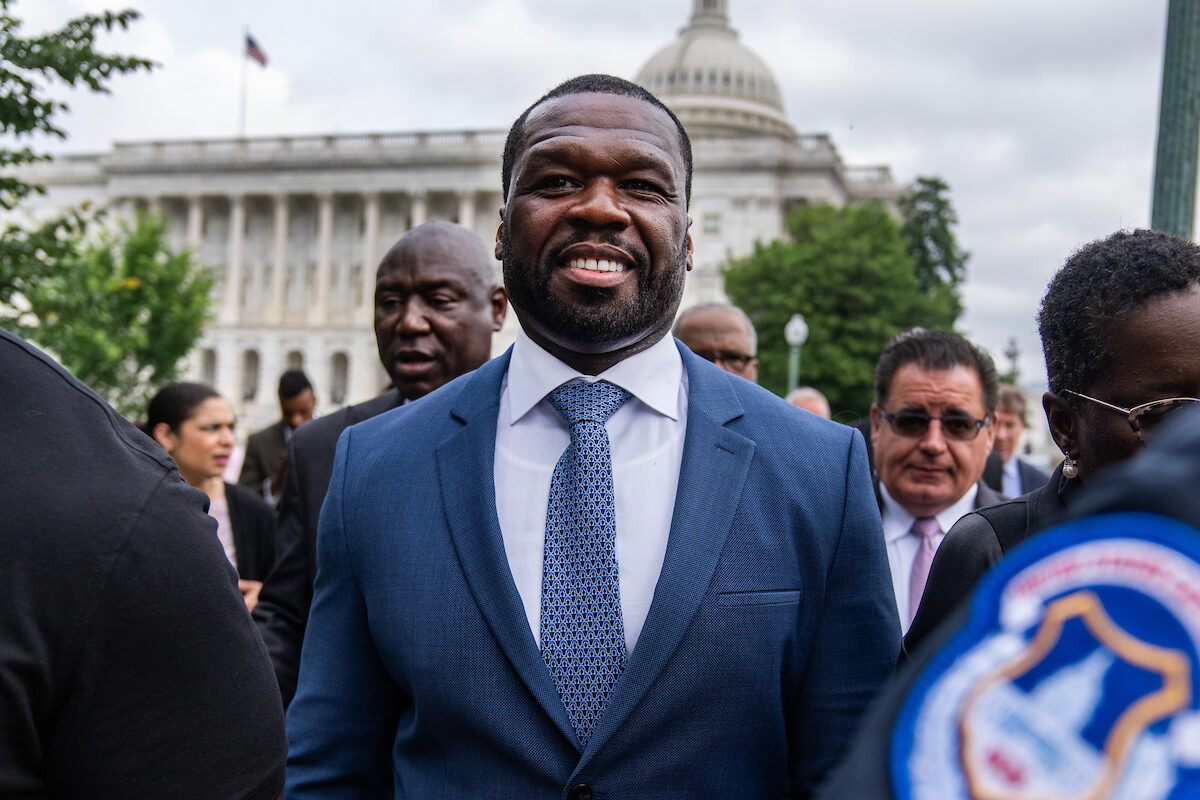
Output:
[784, 313, 808, 394]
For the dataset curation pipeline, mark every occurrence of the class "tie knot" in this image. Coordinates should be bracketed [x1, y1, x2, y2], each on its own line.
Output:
[547, 381, 631, 427]
[912, 516, 941, 541]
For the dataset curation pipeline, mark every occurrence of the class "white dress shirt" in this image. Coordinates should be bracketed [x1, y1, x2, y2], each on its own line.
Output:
[494, 331, 688, 655]
[1001, 456, 1022, 499]
[880, 482, 978, 631]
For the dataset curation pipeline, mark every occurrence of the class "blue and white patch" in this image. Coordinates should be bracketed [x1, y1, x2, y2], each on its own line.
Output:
[892, 512, 1200, 800]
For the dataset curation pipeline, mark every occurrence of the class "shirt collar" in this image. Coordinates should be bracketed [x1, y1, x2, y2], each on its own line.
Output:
[880, 481, 980, 543]
[504, 329, 683, 425]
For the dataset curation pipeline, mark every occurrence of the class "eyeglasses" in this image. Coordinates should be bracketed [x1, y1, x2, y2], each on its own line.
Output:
[879, 410, 991, 442]
[691, 349, 756, 372]
[1063, 389, 1200, 444]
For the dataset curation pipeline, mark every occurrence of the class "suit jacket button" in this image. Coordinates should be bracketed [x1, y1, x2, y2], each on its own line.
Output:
[568, 784, 593, 800]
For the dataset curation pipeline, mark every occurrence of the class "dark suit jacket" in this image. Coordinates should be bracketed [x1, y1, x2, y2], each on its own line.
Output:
[224, 482, 277, 581]
[285, 344, 900, 798]
[252, 389, 401, 706]
[903, 463, 1078, 655]
[982, 454, 1052, 496]
[239, 419, 288, 498]
[0, 329, 285, 798]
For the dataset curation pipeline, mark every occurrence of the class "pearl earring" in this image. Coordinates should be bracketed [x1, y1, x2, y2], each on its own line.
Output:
[1062, 456, 1079, 479]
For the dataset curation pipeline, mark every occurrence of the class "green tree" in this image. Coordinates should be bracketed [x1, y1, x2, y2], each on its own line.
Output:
[723, 202, 930, 418]
[899, 175, 969, 329]
[0, 3, 212, 415]
[6, 213, 215, 417]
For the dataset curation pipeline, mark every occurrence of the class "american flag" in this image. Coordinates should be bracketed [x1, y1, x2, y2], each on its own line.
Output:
[245, 34, 268, 67]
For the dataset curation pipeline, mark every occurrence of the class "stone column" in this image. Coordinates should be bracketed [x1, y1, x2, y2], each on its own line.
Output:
[221, 195, 245, 325]
[186, 195, 204, 249]
[362, 192, 381, 316]
[457, 190, 475, 234]
[268, 193, 288, 322]
[311, 192, 333, 324]
[410, 191, 427, 229]
[147, 195, 163, 216]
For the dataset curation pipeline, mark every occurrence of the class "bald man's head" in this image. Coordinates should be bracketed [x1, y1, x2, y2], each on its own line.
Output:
[374, 221, 507, 399]
[674, 303, 759, 382]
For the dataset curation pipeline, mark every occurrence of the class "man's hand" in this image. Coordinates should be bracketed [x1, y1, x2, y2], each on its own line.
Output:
[240, 579, 264, 613]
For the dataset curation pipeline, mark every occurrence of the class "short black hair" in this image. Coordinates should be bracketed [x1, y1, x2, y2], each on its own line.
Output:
[501, 73, 693, 206]
[277, 369, 312, 401]
[146, 382, 220, 435]
[874, 327, 1000, 415]
[1039, 228, 1200, 394]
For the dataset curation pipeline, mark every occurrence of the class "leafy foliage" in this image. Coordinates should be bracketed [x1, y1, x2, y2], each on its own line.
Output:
[723, 196, 965, 419]
[5, 213, 215, 418]
[899, 176, 969, 329]
[0, 2, 207, 417]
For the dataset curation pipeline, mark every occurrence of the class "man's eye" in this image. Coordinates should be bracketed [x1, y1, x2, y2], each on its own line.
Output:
[427, 294, 458, 309]
[537, 176, 575, 190]
[625, 179, 665, 195]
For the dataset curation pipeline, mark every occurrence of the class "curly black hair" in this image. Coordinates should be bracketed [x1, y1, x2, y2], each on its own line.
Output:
[1039, 229, 1200, 394]
[874, 327, 1000, 415]
[500, 73, 692, 207]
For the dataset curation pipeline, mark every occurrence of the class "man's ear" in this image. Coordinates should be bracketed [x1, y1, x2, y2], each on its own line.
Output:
[869, 403, 882, 449]
[1043, 391, 1077, 456]
[490, 286, 508, 331]
[494, 209, 505, 262]
[685, 218, 694, 272]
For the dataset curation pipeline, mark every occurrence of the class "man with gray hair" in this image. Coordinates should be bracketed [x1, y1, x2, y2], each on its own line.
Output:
[787, 386, 831, 418]
[673, 302, 758, 382]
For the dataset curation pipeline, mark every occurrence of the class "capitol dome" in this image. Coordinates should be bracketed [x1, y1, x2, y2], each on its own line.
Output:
[635, 0, 796, 138]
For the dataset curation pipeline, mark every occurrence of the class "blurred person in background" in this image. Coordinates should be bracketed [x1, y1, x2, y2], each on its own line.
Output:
[787, 386, 831, 418]
[984, 383, 1050, 497]
[148, 382, 276, 612]
[239, 369, 316, 505]
[673, 302, 759, 382]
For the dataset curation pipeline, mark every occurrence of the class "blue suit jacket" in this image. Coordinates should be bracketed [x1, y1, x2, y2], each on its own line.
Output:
[286, 343, 900, 799]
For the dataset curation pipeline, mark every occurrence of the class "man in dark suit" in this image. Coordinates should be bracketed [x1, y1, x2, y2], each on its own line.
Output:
[984, 383, 1051, 497]
[238, 369, 316, 504]
[285, 74, 898, 799]
[869, 328, 1005, 633]
[1, 329, 286, 798]
[251, 220, 507, 705]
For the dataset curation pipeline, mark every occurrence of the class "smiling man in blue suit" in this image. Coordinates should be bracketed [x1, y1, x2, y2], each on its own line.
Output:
[285, 74, 900, 799]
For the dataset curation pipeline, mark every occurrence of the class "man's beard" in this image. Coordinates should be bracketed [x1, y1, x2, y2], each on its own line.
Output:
[500, 230, 687, 350]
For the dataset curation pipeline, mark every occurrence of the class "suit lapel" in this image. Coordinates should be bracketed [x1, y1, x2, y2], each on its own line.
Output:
[579, 345, 756, 760]
[434, 352, 578, 746]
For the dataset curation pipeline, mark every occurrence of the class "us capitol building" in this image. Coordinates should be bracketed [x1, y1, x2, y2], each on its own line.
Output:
[25, 0, 903, 430]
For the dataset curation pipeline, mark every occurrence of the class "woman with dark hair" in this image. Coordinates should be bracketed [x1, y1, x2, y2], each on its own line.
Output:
[147, 382, 276, 611]
[905, 228, 1200, 653]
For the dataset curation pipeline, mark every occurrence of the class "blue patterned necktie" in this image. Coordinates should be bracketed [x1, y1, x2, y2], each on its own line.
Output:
[540, 379, 631, 747]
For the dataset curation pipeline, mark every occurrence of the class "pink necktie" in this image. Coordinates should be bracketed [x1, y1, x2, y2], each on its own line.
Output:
[908, 517, 942, 625]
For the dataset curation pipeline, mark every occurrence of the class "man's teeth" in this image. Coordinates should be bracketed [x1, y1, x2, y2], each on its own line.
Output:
[568, 258, 626, 273]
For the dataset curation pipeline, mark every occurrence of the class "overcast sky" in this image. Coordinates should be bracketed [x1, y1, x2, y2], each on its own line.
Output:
[21, 0, 1173, 389]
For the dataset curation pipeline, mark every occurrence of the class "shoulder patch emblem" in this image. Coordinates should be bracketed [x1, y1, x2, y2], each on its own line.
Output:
[892, 512, 1200, 800]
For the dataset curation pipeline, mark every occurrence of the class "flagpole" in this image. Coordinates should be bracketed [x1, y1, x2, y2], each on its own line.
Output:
[238, 26, 248, 138]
